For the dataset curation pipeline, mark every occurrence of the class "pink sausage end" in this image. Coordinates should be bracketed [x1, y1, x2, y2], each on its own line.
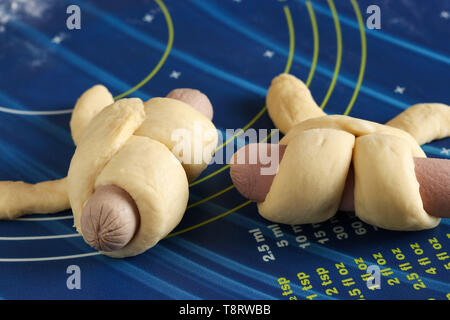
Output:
[166, 88, 214, 121]
[81, 185, 140, 252]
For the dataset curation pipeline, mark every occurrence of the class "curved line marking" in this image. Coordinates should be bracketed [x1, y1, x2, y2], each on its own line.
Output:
[320, 0, 342, 109]
[189, 164, 231, 188]
[113, 0, 174, 100]
[187, 185, 235, 209]
[17, 215, 73, 221]
[305, 1, 319, 87]
[189, 5, 295, 188]
[0, 106, 74, 116]
[189, 2, 326, 203]
[283, 5, 295, 75]
[166, 201, 252, 239]
[0, 234, 80, 240]
[0, 0, 172, 116]
[189, 2, 323, 204]
[343, 0, 367, 116]
[0, 252, 100, 262]
[6, 3, 293, 232]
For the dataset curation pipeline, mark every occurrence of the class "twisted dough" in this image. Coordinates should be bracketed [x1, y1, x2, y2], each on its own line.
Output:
[0, 86, 218, 257]
[260, 74, 449, 230]
[68, 94, 217, 257]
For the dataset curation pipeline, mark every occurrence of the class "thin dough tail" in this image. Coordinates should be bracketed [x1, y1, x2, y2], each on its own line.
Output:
[0, 178, 70, 219]
[387, 103, 450, 145]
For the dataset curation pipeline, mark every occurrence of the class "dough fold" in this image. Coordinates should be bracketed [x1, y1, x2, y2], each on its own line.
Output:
[135, 97, 218, 181]
[354, 134, 439, 230]
[67, 98, 146, 233]
[259, 115, 438, 230]
[94, 136, 189, 258]
[66, 94, 217, 257]
[258, 129, 355, 224]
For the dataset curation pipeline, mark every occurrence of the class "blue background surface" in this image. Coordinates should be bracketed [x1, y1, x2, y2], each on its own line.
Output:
[0, 0, 449, 299]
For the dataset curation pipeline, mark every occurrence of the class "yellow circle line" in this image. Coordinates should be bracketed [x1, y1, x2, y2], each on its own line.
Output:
[343, 0, 367, 116]
[0, 0, 172, 115]
[213, 106, 269, 153]
[283, 5, 296, 74]
[188, 5, 295, 187]
[188, 1, 322, 196]
[113, 0, 174, 100]
[305, 1, 319, 87]
[166, 200, 252, 239]
[320, 0, 342, 109]
[189, 163, 231, 188]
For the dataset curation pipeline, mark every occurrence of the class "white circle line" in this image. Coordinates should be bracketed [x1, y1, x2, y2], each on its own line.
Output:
[0, 233, 81, 240]
[0, 106, 74, 115]
[0, 251, 101, 262]
[17, 215, 74, 221]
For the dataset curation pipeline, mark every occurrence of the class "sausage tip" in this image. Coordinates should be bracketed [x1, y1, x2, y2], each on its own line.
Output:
[80, 185, 140, 252]
[167, 88, 214, 121]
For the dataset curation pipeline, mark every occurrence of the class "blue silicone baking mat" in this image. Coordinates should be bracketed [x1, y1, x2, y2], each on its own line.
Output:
[0, 0, 449, 300]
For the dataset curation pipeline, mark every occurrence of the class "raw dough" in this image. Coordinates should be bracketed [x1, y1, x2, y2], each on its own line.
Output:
[67, 98, 146, 235]
[66, 98, 195, 257]
[354, 133, 438, 230]
[258, 129, 355, 224]
[266, 73, 326, 134]
[386, 103, 450, 145]
[70, 84, 114, 146]
[0, 178, 69, 219]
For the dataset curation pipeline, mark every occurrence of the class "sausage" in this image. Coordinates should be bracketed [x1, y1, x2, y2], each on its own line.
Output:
[230, 143, 450, 219]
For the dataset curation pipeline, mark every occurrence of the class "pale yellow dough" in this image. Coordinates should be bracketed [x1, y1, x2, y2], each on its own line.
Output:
[67, 98, 146, 234]
[94, 136, 189, 258]
[258, 129, 355, 225]
[0, 178, 69, 219]
[0, 85, 218, 257]
[135, 97, 218, 181]
[70, 84, 114, 146]
[66, 96, 217, 257]
[266, 73, 326, 134]
[261, 73, 449, 231]
[386, 103, 450, 145]
[354, 134, 439, 230]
